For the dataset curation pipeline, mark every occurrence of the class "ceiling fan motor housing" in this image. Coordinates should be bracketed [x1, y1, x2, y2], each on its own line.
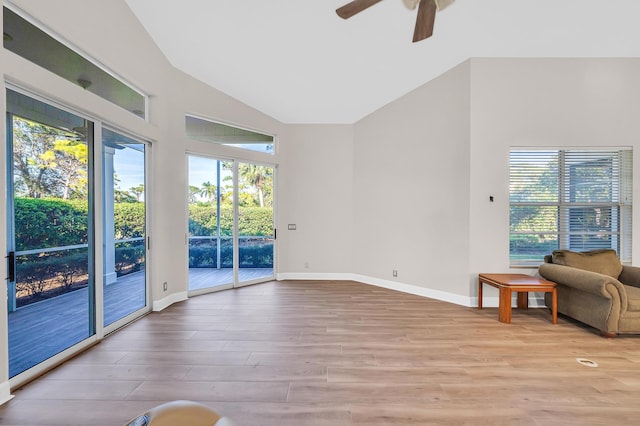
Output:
[404, 0, 454, 11]
[402, 0, 420, 10]
[435, 0, 455, 11]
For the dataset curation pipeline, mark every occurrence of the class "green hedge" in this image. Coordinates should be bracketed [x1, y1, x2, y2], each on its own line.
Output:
[15, 198, 88, 251]
[15, 198, 146, 246]
[188, 205, 273, 236]
[189, 206, 234, 237]
[114, 203, 145, 239]
[15, 198, 273, 246]
[238, 207, 274, 236]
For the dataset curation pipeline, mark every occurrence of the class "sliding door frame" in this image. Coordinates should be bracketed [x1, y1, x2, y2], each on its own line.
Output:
[235, 159, 277, 289]
[186, 152, 277, 295]
[5, 83, 152, 388]
[101, 125, 152, 336]
[6, 84, 99, 386]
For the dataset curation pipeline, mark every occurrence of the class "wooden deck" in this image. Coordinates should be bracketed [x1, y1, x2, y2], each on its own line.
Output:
[188, 268, 274, 291]
[8, 268, 273, 377]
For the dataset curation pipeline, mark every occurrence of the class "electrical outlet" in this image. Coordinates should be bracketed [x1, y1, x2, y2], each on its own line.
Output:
[393, 270, 398, 277]
[163, 281, 168, 291]
[304, 262, 309, 269]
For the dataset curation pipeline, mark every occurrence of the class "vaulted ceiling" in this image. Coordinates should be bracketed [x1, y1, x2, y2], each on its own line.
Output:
[124, 0, 640, 124]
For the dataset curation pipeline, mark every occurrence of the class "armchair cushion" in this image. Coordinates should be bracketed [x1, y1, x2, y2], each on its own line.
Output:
[551, 249, 622, 279]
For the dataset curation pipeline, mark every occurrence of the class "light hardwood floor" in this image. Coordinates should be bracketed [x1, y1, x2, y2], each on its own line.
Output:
[1, 280, 639, 425]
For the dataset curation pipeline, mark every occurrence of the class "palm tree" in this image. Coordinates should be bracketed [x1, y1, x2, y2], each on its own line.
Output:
[239, 164, 272, 207]
[188, 185, 201, 204]
[199, 181, 217, 203]
[129, 184, 145, 202]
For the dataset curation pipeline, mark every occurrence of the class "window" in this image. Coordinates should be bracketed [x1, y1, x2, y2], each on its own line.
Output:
[510, 149, 632, 266]
[3, 6, 147, 118]
[185, 115, 275, 154]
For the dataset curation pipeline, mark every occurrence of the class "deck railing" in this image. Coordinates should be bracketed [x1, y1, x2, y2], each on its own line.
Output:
[188, 235, 274, 269]
[8, 237, 145, 311]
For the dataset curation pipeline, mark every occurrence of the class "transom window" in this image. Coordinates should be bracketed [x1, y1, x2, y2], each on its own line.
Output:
[509, 149, 632, 266]
[3, 6, 147, 119]
[185, 115, 275, 155]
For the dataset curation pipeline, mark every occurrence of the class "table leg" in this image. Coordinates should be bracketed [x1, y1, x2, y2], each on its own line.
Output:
[498, 287, 512, 323]
[551, 288, 558, 324]
[516, 291, 529, 309]
[478, 279, 483, 309]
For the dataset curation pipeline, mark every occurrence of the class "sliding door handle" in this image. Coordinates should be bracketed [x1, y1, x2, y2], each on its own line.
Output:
[6, 251, 15, 282]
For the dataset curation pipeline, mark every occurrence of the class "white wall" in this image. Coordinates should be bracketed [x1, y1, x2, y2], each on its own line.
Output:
[352, 61, 472, 302]
[349, 58, 640, 307]
[469, 58, 640, 288]
[277, 125, 355, 276]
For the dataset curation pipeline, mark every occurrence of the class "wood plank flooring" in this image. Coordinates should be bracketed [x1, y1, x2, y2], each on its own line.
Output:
[188, 268, 273, 291]
[1, 280, 639, 425]
[8, 268, 273, 376]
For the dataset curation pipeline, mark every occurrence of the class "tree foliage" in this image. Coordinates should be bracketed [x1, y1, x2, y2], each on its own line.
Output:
[129, 184, 145, 202]
[13, 117, 87, 200]
[238, 163, 273, 207]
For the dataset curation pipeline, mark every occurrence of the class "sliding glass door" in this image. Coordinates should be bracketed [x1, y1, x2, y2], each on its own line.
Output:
[188, 156, 275, 292]
[6, 89, 94, 377]
[102, 129, 148, 327]
[6, 88, 151, 381]
[237, 162, 275, 285]
[188, 156, 234, 292]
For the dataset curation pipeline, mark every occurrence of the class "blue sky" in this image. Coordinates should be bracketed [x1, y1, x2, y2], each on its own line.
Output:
[113, 145, 145, 193]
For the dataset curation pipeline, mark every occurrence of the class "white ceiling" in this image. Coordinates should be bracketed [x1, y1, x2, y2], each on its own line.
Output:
[124, 0, 640, 124]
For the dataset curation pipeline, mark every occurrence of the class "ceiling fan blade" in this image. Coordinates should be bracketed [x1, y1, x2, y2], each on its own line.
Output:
[413, 0, 437, 42]
[336, 0, 384, 19]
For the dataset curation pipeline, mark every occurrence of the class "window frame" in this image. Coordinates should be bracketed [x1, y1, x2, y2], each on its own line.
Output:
[509, 148, 632, 267]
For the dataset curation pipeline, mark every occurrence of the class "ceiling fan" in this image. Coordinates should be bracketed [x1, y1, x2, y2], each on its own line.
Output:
[336, 0, 455, 42]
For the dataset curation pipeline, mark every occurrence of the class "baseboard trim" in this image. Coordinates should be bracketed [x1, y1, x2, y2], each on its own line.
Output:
[353, 274, 476, 307]
[276, 272, 355, 281]
[152, 291, 188, 312]
[276, 272, 548, 309]
[277, 272, 473, 306]
[0, 381, 13, 405]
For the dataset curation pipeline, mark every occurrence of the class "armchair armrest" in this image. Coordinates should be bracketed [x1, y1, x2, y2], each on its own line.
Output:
[538, 262, 626, 300]
[619, 265, 640, 288]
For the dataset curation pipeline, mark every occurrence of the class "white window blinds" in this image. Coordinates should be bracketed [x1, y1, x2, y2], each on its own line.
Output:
[509, 149, 632, 266]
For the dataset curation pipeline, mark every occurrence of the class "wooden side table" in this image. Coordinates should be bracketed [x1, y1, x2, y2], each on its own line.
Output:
[478, 273, 557, 324]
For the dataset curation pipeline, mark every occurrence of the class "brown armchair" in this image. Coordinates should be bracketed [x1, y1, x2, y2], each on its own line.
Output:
[538, 249, 640, 337]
